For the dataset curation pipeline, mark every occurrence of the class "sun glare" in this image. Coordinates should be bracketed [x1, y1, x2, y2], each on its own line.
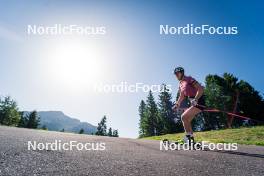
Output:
[48, 40, 105, 89]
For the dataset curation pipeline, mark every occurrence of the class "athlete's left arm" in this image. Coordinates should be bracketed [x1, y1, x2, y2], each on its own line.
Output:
[193, 82, 204, 101]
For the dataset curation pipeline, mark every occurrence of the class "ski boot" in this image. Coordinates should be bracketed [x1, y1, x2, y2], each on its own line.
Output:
[183, 135, 202, 150]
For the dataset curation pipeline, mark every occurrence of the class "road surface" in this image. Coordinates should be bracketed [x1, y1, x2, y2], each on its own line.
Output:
[0, 126, 263, 176]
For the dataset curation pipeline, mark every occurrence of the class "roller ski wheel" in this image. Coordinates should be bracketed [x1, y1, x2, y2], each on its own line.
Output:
[162, 139, 182, 145]
[162, 137, 202, 150]
[184, 135, 202, 150]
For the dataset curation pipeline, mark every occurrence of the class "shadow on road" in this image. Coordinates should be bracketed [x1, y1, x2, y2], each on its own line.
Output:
[204, 149, 264, 159]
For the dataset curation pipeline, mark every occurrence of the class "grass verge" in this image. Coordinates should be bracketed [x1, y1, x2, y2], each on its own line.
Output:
[142, 126, 264, 146]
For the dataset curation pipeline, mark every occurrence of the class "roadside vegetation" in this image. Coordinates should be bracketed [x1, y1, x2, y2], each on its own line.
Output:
[95, 116, 119, 137]
[0, 96, 39, 129]
[143, 126, 264, 146]
[0, 95, 119, 137]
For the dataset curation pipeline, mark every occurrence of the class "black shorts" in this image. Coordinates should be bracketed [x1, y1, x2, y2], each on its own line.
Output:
[189, 95, 206, 111]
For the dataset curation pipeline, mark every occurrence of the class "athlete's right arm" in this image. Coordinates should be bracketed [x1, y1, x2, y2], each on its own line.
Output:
[176, 91, 184, 107]
[173, 91, 184, 111]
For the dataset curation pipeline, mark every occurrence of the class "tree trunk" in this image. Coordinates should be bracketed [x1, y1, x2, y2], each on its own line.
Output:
[227, 91, 239, 128]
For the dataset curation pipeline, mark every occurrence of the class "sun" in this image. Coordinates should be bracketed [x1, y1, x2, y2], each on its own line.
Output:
[48, 40, 105, 89]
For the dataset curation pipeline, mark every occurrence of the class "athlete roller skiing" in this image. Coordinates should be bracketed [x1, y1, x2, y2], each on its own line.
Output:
[172, 67, 206, 144]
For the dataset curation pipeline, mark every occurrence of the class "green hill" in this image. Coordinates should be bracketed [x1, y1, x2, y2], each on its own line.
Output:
[142, 126, 264, 146]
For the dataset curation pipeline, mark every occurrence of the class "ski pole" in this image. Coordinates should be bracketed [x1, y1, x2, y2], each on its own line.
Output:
[197, 104, 263, 123]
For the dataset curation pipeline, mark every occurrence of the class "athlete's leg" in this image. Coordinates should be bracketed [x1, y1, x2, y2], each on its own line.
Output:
[181, 106, 201, 134]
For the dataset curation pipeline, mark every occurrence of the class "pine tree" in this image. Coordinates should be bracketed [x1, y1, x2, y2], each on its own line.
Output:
[138, 100, 147, 137]
[79, 128, 84, 134]
[204, 73, 264, 129]
[95, 116, 107, 136]
[205, 74, 233, 129]
[18, 112, 28, 127]
[158, 84, 181, 134]
[236, 80, 264, 126]
[26, 111, 40, 129]
[108, 127, 113, 136]
[0, 96, 21, 126]
[145, 91, 160, 136]
[112, 129, 119, 137]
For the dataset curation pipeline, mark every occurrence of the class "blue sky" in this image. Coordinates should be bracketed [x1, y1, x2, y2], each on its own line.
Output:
[0, 0, 263, 137]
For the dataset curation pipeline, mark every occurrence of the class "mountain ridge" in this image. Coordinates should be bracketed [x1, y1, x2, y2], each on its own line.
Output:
[24, 111, 97, 134]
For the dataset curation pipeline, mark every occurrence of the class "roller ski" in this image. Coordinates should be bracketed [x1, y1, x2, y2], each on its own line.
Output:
[162, 135, 202, 150]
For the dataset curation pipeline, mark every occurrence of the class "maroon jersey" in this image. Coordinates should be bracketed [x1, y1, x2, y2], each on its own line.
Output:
[179, 76, 198, 97]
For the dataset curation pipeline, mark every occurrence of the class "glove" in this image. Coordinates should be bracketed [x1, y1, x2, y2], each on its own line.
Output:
[190, 99, 198, 106]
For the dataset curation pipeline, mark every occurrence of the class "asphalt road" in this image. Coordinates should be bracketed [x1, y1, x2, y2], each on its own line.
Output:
[0, 126, 263, 176]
